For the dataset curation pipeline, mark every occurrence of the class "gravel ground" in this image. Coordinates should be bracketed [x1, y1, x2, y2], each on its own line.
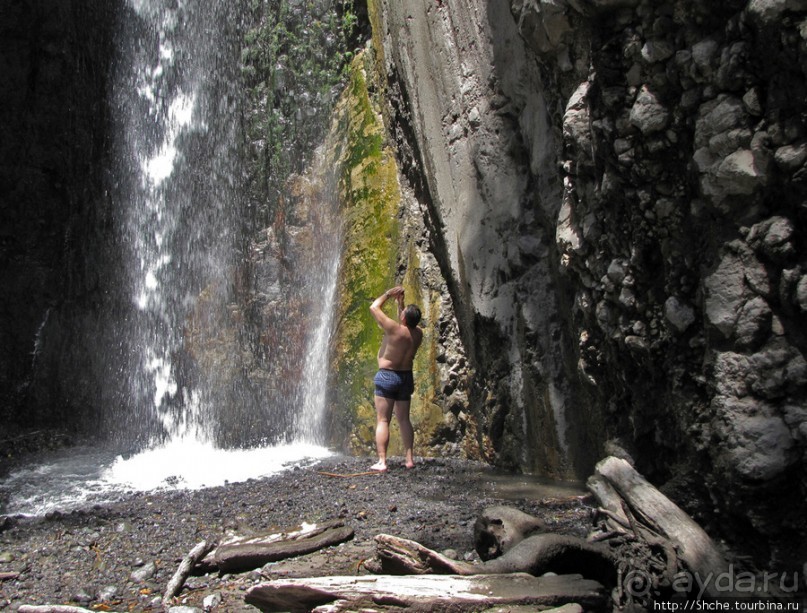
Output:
[0, 455, 592, 612]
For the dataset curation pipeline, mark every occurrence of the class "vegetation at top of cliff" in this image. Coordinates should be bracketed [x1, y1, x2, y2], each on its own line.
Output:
[240, 0, 362, 228]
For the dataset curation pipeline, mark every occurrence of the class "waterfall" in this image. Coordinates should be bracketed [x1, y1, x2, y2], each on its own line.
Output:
[113, 0, 244, 446]
[289, 145, 343, 445]
[108, 0, 349, 449]
[1, 0, 355, 514]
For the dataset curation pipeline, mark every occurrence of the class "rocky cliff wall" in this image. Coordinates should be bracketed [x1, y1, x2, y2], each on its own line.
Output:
[371, 0, 807, 570]
[370, 0, 602, 480]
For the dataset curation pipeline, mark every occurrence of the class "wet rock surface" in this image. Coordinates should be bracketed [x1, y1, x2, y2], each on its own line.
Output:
[0, 456, 590, 611]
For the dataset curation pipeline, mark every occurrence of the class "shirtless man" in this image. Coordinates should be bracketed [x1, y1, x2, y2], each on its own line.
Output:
[369, 286, 423, 471]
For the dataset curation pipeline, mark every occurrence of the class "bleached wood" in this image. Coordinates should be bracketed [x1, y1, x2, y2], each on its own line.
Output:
[203, 520, 354, 573]
[245, 572, 605, 612]
[162, 539, 215, 606]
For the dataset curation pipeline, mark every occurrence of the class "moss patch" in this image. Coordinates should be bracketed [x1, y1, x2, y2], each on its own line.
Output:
[324, 49, 445, 458]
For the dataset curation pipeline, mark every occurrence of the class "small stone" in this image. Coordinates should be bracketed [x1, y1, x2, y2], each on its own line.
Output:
[606, 259, 628, 284]
[747, 216, 795, 261]
[774, 142, 807, 170]
[691, 39, 719, 76]
[714, 149, 765, 195]
[664, 296, 696, 333]
[203, 593, 222, 611]
[641, 40, 675, 63]
[72, 588, 93, 605]
[735, 296, 772, 348]
[625, 335, 649, 352]
[796, 275, 807, 311]
[629, 86, 669, 134]
[97, 585, 118, 601]
[130, 561, 157, 583]
[742, 87, 763, 116]
[695, 96, 745, 148]
[704, 250, 745, 338]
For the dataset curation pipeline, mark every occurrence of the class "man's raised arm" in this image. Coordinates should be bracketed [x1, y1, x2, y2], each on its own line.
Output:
[370, 286, 404, 331]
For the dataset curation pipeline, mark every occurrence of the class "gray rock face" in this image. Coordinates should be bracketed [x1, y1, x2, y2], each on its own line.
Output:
[373, 0, 807, 570]
[372, 0, 596, 478]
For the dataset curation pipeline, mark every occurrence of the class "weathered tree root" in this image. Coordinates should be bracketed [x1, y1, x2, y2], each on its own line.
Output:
[474, 505, 547, 561]
[374, 532, 615, 586]
[589, 456, 733, 599]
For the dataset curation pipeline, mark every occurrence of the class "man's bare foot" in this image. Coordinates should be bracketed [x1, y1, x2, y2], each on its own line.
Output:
[405, 462, 415, 470]
[370, 461, 388, 472]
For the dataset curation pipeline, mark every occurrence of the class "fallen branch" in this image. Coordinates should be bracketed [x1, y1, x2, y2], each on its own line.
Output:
[315, 471, 382, 478]
[199, 520, 354, 574]
[162, 539, 216, 607]
[244, 572, 605, 612]
[18, 606, 103, 613]
[374, 533, 476, 575]
[0, 571, 21, 580]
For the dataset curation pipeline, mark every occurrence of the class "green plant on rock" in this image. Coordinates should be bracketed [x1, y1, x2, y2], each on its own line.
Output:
[321, 51, 399, 451]
[240, 0, 359, 227]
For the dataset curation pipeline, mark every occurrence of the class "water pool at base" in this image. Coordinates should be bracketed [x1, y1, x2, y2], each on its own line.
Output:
[0, 441, 332, 517]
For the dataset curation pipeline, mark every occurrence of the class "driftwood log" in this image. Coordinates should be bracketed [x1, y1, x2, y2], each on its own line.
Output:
[473, 505, 547, 560]
[162, 539, 216, 607]
[373, 533, 476, 575]
[244, 572, 606, 612]
[197, 520, 354, 574]
[590, 456, 733, 598]
[374, 532, 614, 585]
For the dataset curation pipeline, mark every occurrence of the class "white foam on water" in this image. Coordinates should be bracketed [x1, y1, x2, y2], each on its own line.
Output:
[0, 442, 332, 517]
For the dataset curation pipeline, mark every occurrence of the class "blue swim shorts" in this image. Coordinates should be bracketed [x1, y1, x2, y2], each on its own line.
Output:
[374, 369, 415, 401]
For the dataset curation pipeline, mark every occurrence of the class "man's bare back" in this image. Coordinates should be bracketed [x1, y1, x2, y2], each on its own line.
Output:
[376, 323, 422, 370]
[370, 286, 423, 370]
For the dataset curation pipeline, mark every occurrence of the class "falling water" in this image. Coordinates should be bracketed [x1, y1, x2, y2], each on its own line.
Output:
[1, 0, 353, 515]
[115, 0, 243, 445]
[289, 145, 343, 445]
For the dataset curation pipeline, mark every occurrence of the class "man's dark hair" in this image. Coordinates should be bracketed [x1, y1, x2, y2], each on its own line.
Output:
[403, 304, 422, 328]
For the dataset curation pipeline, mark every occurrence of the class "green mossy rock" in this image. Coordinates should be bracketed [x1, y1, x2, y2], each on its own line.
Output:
[324, 50, 443, 458]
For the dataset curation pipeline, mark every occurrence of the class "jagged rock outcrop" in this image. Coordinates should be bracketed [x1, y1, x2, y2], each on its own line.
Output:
[370, 0, 807, 570]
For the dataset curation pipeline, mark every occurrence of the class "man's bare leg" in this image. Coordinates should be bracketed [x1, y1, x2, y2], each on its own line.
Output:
[394, 400, 415, 469]
[372, 395, 395, 471]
